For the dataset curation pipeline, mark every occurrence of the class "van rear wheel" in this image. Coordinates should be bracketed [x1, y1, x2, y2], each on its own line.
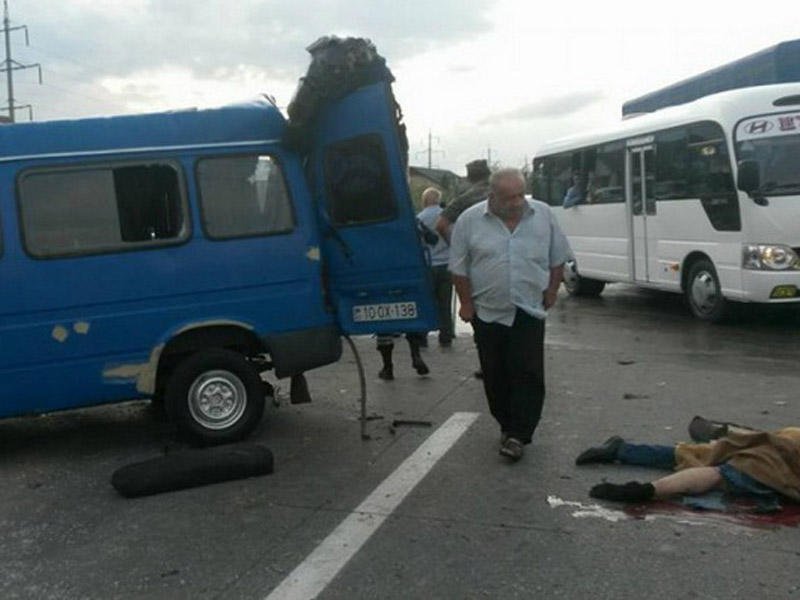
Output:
[563, 260, 606, 297]
[165, 348, 266, 445]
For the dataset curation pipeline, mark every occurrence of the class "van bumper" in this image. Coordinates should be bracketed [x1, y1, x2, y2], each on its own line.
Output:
[263, 325, 342, 378]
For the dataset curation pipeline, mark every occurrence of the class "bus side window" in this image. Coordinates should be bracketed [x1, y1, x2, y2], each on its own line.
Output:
[551, 153, 574, 206]
[654, 127, 689, 200]
[686, 122, 735, 197]
[532, 158, 549, 204]
[592, 142, 624, 204]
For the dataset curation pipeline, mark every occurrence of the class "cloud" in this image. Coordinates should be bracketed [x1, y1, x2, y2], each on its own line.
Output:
[479, 91, 605, 125]
[13, 0, 493, 119]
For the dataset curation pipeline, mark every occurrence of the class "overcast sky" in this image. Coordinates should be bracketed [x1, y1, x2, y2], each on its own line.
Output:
[7, 0, 800, 174]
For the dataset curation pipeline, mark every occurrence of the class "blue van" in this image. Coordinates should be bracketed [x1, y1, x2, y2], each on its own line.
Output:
[0, 38, 436, 444]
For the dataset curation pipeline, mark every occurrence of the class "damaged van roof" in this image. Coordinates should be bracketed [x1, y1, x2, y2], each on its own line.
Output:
[0, 98, 287, 161]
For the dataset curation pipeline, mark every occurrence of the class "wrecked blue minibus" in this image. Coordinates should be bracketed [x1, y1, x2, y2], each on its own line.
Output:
[0, 38, 436, 444]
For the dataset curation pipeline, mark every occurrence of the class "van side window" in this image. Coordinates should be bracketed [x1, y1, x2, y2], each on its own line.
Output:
[19, 162, 186, 257]
[197, 155, 294, 239]
[324, 134, 395, 226]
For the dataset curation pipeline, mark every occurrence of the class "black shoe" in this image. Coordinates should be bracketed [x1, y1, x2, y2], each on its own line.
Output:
[575, 436, 623, 465]
[589, 481, 654, 503]
[688, 416, 728, 443]
[411, 355, 429, 375]
[378, 366, 394, 381]
[439, 337, 453, 347]
[474, 370, 483, 379]
[499, 437, 524, 461]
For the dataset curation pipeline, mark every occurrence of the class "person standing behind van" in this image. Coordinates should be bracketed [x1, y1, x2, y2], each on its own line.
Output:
[449, 168, 570, 461]
[417, 187, 454, 346]
[434, 158, 491, 243]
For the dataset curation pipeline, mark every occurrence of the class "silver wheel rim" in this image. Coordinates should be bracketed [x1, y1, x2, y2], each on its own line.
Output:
[690, 270, 719, 316]
[563, 260, 579, 292]
[187, 370, 247, 430]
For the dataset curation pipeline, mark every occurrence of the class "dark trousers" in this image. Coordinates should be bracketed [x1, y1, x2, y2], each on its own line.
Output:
[472, 309, 545, 444]
[431, 265, 454, 342]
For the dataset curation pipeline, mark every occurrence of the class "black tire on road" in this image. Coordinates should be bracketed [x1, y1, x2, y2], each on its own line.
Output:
[165, 348, 266, 445]
[685, 258, 727, 322]
[563, 260, 606, 297]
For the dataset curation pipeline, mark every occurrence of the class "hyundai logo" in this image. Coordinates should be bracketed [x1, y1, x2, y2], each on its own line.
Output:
[744, 120, 774, 135]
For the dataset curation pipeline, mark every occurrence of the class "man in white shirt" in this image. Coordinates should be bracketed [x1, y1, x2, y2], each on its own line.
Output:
[449, 168, 571, 460]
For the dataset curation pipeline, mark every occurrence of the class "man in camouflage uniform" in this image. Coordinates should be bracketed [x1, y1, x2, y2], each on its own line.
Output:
[435, 158, 491, 243]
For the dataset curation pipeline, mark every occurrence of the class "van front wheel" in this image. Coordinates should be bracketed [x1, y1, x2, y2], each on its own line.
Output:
[165, 349, 266, 445]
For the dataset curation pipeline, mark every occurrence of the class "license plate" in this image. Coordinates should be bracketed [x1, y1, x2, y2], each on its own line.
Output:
[352, 301, 418, 322]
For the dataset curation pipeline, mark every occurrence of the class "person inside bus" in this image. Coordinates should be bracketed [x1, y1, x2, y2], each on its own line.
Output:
[562, 172, 587, 208]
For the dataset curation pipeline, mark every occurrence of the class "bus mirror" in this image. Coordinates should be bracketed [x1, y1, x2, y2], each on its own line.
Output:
[736, 160, 760, 193]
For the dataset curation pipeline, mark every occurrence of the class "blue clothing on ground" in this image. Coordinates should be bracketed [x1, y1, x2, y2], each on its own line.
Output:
[616, 441, 780, 504]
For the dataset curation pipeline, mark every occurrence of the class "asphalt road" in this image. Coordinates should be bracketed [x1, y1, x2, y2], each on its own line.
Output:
[1, 285, 799, 599]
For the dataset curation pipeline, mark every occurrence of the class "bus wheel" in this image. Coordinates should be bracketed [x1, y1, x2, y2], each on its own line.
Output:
[165, 348, 266, 445]
[563, 260, 606, 297]
[686, 259, 727, 322]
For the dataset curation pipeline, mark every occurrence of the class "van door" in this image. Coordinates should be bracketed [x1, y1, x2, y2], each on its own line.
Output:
[627, 140, 656, 282]
[310, 82, 437, 335]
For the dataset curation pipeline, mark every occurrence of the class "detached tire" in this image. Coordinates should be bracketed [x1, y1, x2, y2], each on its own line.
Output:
[165, 349, 266, 445]
[563, 259, 606, 297]
[686, 258, 727, 322]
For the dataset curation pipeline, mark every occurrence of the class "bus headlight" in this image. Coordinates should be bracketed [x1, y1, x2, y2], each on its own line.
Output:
[742, 244, 800, 270]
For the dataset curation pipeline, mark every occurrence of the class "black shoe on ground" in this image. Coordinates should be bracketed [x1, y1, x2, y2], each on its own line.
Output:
[411, 355, 429, 375]
[688, 415, 728, 443]
[589, 481, 655, 503]
[474, 370, 483, 379]
[378, 366, 394, 381]
[575, 436, 623, 465]
[439, 338, 453, 347]
[499, 437, 524, 461]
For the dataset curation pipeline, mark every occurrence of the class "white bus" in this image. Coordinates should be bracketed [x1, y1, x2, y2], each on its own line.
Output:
[532, 82, 800, 321]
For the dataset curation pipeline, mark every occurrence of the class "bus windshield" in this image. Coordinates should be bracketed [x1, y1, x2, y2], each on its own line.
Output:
[735, 113, 800, 196]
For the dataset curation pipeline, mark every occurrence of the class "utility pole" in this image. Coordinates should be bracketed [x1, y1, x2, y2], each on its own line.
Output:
[415, 129, 443, 168]
[1, 0, 42, 122]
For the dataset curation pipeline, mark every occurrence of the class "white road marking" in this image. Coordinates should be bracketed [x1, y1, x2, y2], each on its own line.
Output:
[265, 411, 480, 600]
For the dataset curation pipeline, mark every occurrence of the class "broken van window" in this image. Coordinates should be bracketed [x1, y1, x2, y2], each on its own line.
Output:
[18, 162, 186, 257]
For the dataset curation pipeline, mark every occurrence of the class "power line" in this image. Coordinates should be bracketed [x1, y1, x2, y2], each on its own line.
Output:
[0, 0, 41, 122]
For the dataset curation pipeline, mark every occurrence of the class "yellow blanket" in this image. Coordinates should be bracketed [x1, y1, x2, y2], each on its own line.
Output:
[675, 427, 800, 501]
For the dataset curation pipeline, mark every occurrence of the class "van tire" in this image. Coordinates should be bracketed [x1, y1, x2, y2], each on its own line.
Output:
[563, 260, 606, 297]
[165, 349, 266, 445]
[685, 258, 727, 322]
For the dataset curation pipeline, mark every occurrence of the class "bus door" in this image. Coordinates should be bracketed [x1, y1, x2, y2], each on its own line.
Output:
[627, 139, 656, 282]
